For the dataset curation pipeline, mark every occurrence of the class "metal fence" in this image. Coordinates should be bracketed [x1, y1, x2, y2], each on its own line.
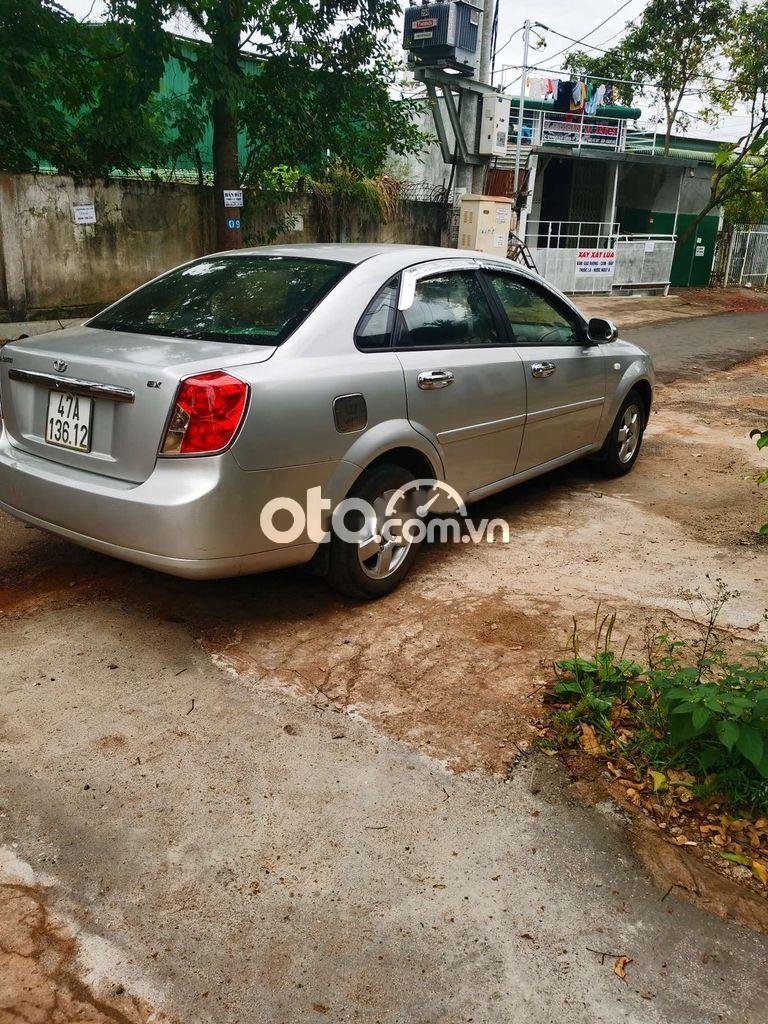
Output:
[525, 220, 619, 250]
[612, 235, 676, 293]
[523, 222, 676, 294]
[720, 226, 768, 287]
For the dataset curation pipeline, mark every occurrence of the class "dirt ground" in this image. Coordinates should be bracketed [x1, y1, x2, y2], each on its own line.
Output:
[2, 322, 768, 1021]
[201, 354, 768, 772]
[579, 285, 768, 330]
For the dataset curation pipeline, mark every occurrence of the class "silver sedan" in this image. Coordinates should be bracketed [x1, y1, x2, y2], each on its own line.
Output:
[0, 244, 653, 598]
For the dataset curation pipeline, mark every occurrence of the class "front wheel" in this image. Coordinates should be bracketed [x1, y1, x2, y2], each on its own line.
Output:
[593, 390, 645, 477]
[326, 463, 423, 600]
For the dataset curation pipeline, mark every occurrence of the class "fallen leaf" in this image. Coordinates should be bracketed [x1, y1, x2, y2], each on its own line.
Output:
[614, 955, 633, 981]
[720, 851, 752, 866]
[673, 834, 689, 846]
[579, 723, 604, 756]
[751, 860, 768, 885]
[649, 770, 668, 793]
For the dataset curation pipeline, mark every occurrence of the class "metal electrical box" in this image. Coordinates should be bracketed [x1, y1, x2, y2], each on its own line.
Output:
[478, 94, 511, 156]
[403, 0, 482, 76]
[458, 194, 512, 258]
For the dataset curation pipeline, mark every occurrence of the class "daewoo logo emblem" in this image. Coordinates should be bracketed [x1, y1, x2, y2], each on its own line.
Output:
[53, 359, 68, 373]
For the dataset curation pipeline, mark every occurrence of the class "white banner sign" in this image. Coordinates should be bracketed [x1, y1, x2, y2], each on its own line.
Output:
[223, 189, 243, 208]
[575, 248, 615, 275]
[72, 204, 96, 225]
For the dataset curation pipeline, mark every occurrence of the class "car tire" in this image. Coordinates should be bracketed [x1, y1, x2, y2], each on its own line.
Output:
[593, 389, 646, 477]
[326, 463, 424, 600]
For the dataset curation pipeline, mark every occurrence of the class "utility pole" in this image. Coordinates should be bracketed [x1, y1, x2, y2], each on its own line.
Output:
[472, 0, 496, 192]
[453, 0, 495, 195]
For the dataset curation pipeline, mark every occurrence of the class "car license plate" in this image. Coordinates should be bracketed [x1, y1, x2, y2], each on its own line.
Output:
[45, 390, 93, 452]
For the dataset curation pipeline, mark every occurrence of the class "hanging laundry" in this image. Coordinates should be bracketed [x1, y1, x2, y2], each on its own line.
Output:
[528, 77, 546, 100]
[595, 83, 606, 109]
[545, 78, 557, 99]
[554, 79, 572, 112]
[585, 83, 599, 115]
[604, 83, 614, 105]
[569, 80, 586, 113]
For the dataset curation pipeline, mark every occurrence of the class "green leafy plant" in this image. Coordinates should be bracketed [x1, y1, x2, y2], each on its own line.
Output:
[546, 582, 768, 814]
[751, 427, 768, 535]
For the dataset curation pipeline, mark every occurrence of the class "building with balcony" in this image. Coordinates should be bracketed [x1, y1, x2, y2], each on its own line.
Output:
[405, 86, 724, 291]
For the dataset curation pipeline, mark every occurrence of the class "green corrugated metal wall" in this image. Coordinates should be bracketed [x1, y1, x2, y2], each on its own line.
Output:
[618, 207, 719, 286]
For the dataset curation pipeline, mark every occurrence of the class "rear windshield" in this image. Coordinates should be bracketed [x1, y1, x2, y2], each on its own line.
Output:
[88, 255, 352, 345]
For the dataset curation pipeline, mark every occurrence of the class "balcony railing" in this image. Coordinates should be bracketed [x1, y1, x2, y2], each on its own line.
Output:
[524, 220, 620, 250]
[507, 110, 627, 154]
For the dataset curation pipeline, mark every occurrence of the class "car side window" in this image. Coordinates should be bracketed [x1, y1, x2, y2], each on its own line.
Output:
[355, 278, 398, 351]
[485, 272, 582, 345]
[396, 270, 500, 349]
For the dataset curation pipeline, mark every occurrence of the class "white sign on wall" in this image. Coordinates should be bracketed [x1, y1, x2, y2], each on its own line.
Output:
[285, 213, 304, 232]
[72, 204, 96, 225]
[223, 189, 244, 208]
[575, 248, 616, 275]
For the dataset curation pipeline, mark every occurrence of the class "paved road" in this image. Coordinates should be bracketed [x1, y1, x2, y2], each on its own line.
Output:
[625, 311, 768, 382]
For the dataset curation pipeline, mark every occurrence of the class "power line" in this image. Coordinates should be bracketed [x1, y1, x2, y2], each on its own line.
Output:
[493, 25, 524, 61]
[503, 0, 644, 89]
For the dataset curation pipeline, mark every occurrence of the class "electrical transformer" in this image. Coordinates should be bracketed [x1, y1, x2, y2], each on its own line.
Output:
[403, 0, 482, 76]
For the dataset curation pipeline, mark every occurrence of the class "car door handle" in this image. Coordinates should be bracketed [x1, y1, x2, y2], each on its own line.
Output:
[531, 361, 556, 378]
[418, 369, 455, 390]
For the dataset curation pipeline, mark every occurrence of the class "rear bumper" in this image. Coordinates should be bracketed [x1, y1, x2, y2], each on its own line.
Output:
[0, 431, 333, 579]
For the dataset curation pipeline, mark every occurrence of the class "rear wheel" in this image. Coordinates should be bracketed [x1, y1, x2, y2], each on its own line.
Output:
[593, 389, 645, 477]
[326, 463, 423, 600]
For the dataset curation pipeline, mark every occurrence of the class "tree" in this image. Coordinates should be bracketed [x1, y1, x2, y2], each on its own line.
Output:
[0, 0, 94, 173]
[108, 0, 423, 249]
[562, 50, 635, 108]
[567, 0, 731, 157]
[677, 2, 768, 248]
[0, 0, 179, 177]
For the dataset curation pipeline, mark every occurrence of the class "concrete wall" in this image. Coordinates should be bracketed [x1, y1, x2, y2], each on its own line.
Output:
[617, 161, 713, 217]
[0, 174, 448, 321]
[0, 175, 215, 320]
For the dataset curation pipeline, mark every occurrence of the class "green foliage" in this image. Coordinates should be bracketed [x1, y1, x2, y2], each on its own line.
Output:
[547, 585, 768, 814]
[1, 0, 424, 183]
[751, 428, 768, 535]
[678, 3, 768, 243]
[107, 0, 425, 184]
[243, 165, 402, 246]
[0, 2, 182, 177]
[561, 50, 635, 108]
[565, 0, 732, 154]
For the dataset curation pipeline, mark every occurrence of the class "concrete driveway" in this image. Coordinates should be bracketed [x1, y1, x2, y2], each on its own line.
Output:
[2, 311, 768, 1023]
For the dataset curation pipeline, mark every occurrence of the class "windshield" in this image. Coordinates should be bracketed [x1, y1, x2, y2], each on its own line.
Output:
[88, 255, 352, 345]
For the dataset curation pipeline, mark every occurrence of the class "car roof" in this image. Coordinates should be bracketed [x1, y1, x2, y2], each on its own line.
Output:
[213, 242, 513, 269]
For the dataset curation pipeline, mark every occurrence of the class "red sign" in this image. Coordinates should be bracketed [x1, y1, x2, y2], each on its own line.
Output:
[413, 17, 438, 27]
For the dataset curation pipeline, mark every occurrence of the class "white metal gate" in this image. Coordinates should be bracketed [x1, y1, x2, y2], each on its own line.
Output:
[723, 226, 768, 287]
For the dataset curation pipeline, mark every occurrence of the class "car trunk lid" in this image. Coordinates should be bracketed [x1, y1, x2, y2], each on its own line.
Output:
[0, 326, 275, 483]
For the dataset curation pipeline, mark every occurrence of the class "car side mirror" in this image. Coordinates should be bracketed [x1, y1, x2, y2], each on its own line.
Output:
[587, 317, 619, 343]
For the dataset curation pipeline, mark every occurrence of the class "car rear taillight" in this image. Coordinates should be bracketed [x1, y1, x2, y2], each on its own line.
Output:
[161, 371, 249, 456]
